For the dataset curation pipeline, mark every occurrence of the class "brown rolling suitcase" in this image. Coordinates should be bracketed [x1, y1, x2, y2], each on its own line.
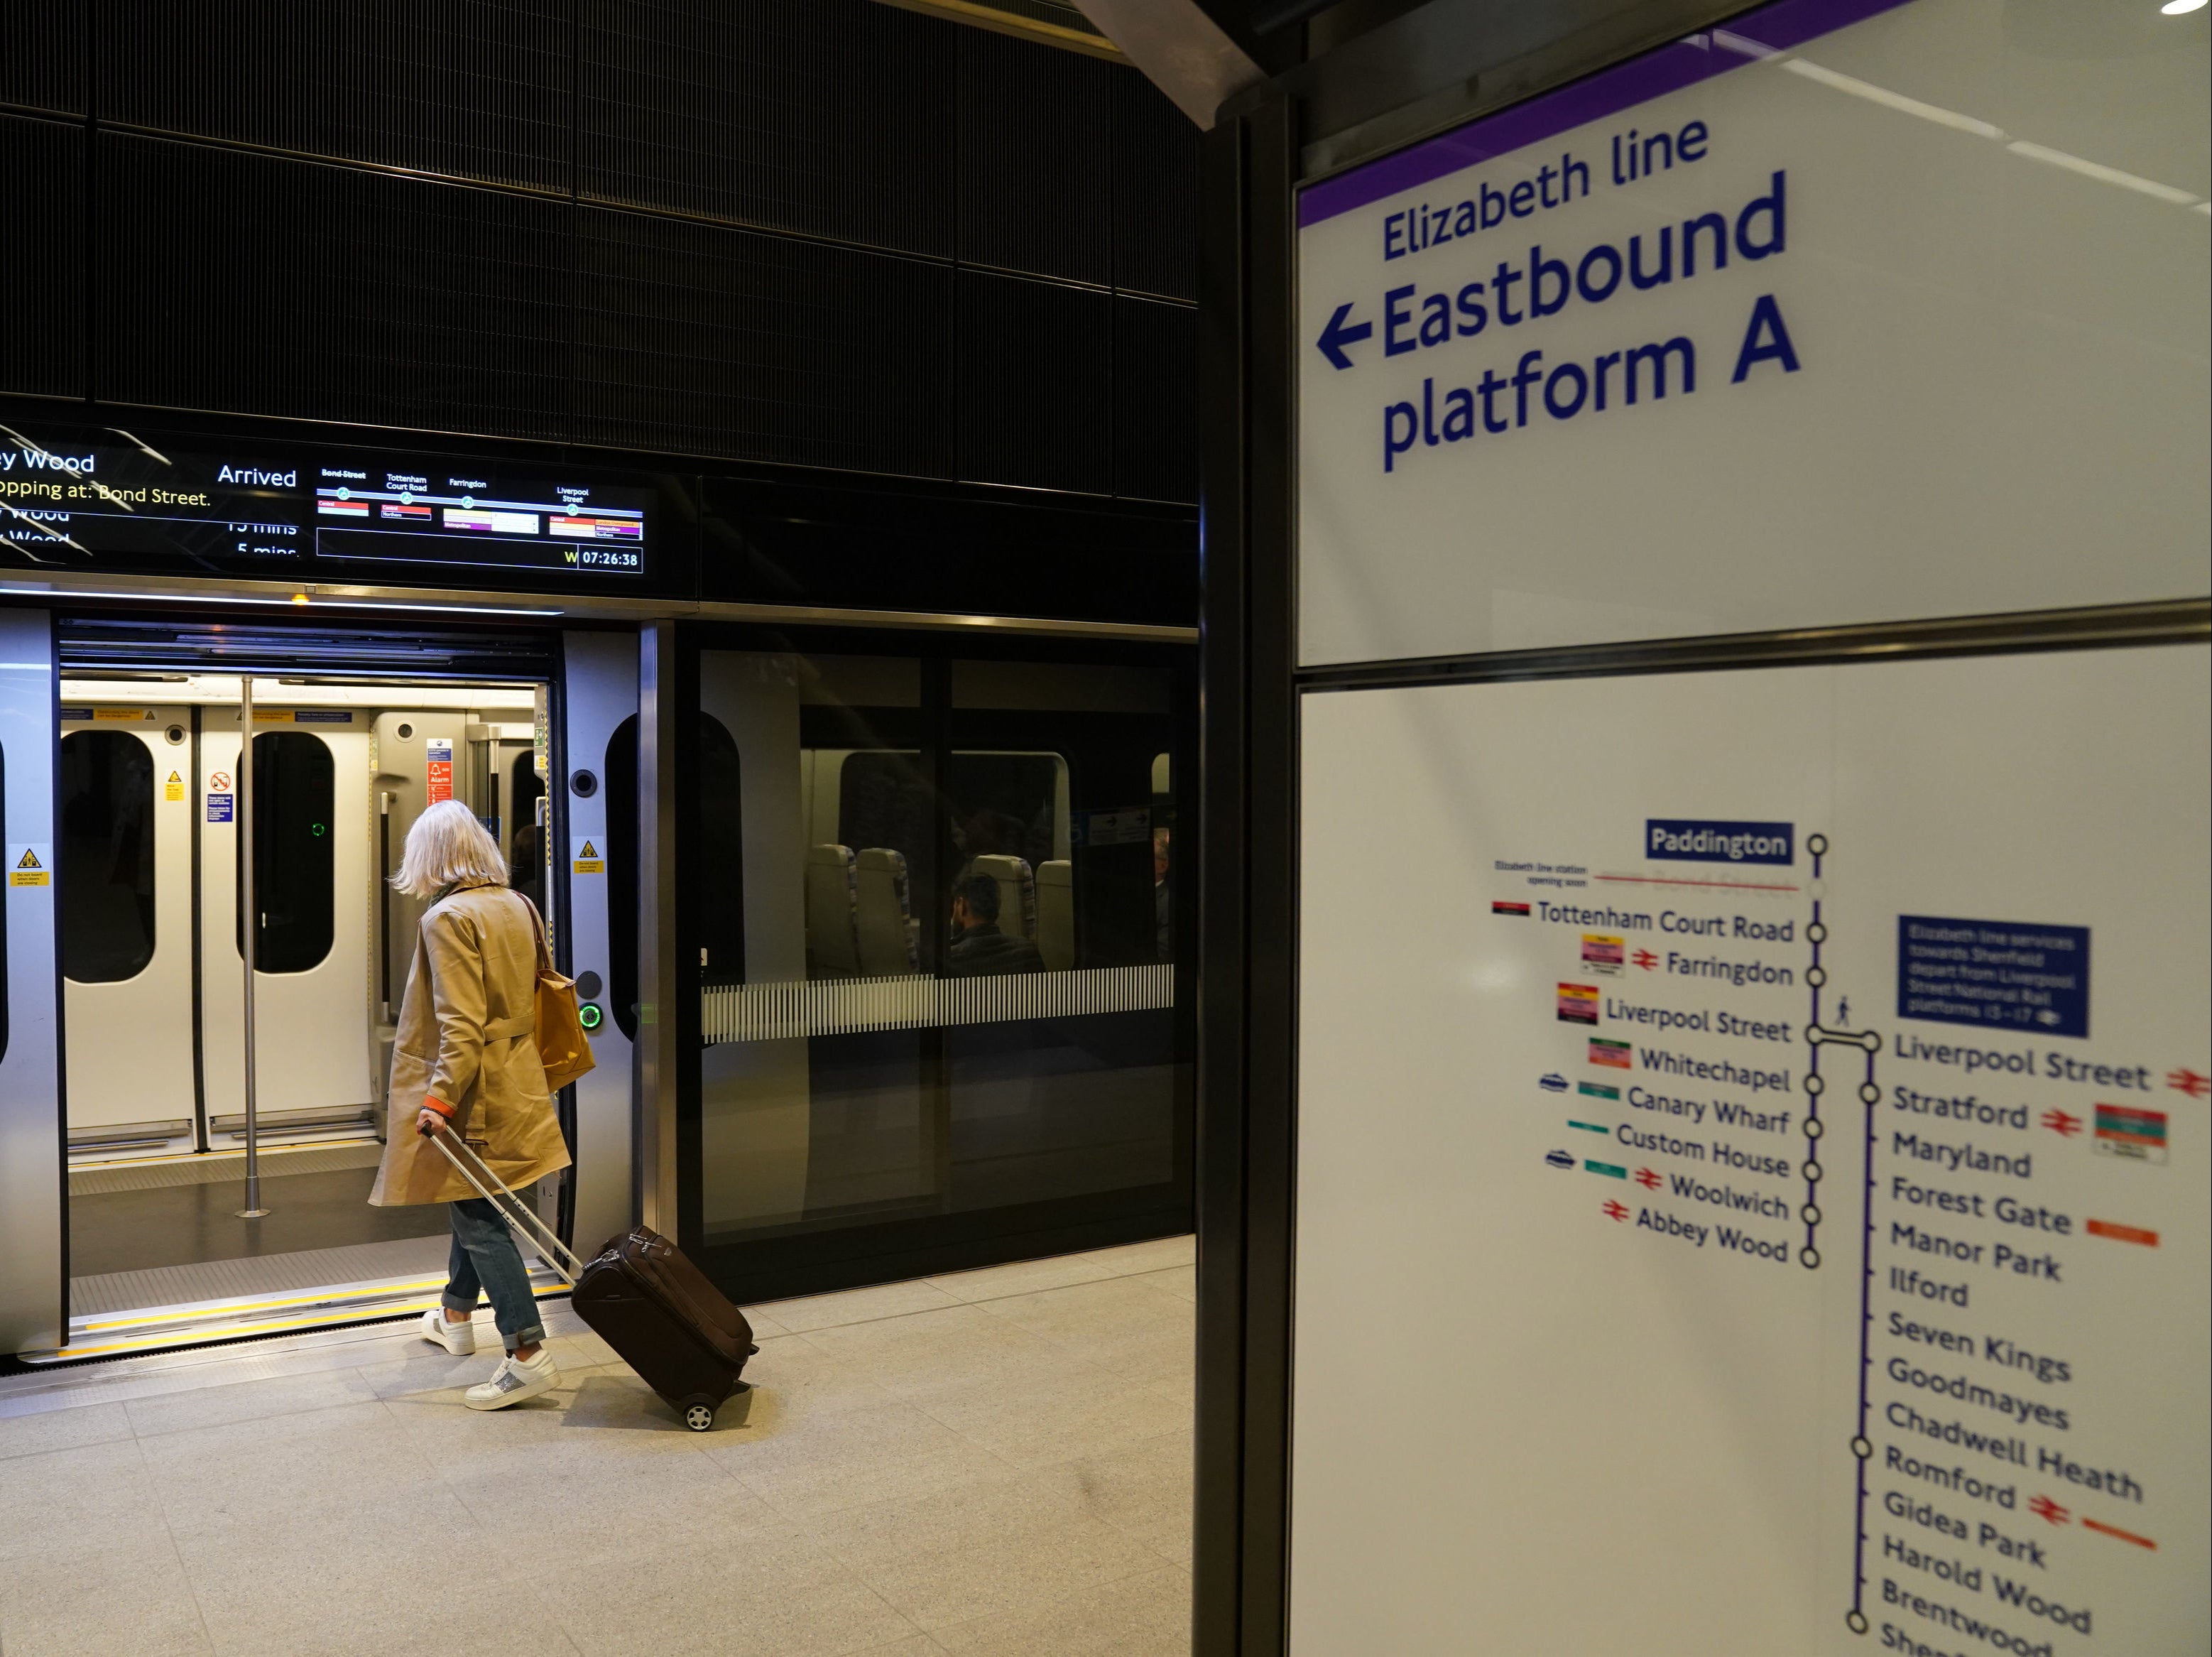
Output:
[569, 1226, 757, 1430]
[424, 1124, 756, 1431]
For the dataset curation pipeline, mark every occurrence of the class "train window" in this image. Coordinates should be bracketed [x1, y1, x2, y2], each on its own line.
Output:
[946, 751, 1067, 875]
[834, 751, 935, 893]
[236, 731, 334, 974]
[507, 749, 545, 908]
[694, 649, 1186, 1256]
[605, 711, 746, 1035]
[698, 716, 744, 987]
[937, 661, 1177, 1209]
[60, 731, 156, 983]
[1153, 751, 1173, 963]
[606, 717, 638, 1039]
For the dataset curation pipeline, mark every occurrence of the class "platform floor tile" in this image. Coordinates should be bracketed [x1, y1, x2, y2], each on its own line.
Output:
[0, 1235, 1194, 1657]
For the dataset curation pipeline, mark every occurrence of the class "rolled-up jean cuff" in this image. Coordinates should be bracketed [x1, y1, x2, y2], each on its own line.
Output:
[440, 1298, 545, 1351]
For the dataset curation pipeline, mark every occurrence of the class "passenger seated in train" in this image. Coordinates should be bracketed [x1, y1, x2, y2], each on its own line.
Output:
[369, 800, 572, 1411]
[945, 872, 1046, 977]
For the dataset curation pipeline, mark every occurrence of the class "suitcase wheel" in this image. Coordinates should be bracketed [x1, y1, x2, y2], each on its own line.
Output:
[682, 1399, 717, 1433]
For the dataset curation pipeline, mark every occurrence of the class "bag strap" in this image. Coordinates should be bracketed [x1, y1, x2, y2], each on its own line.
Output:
[514, 889, 554, 974]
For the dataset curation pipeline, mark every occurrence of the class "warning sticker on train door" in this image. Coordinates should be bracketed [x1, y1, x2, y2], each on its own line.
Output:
[165, 769, 185, 801]
[9, 844, 51, 886]
[426, 738, 454, 804]
[572, 837, 604, 874]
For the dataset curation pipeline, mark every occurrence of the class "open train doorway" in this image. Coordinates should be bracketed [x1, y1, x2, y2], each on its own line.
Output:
[7, 614, 638, 1362]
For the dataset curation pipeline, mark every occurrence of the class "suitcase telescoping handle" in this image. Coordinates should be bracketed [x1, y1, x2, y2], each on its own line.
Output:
[420, 1119, 588, 1286]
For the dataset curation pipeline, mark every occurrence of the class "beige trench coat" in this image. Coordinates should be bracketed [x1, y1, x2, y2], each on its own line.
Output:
[369, 881, 572, 1207]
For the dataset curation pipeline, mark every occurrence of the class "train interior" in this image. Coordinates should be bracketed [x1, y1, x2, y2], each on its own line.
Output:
[53, 671, 561, 1358]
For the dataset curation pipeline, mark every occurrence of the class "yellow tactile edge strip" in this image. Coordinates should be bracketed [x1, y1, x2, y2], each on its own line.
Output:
[23, 1278, 567, 1364]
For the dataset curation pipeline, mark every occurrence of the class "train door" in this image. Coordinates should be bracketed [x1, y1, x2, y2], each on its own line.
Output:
[38, 660, 580, 1359]
[58, 703, 197, 1155]
[198, 704, 376, 1144]
[559, 629, 638, 1252]
[0, 610, 62, 1354]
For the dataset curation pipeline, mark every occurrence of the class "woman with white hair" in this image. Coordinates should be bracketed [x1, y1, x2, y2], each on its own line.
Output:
[369, 798, 572, 1408]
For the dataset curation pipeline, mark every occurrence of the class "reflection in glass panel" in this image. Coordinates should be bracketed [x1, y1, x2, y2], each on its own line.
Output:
[939, 661, 1176, 1208]
[60, 730, 156, 983]
[507, 749, 545, 908]
[697, 715, 745, 986]
[694, 648, 1185, 1250]
[606, 710, 745, 1038]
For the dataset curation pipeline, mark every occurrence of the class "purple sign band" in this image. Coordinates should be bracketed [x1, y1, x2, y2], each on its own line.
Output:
[1298, 0, 1917, 229]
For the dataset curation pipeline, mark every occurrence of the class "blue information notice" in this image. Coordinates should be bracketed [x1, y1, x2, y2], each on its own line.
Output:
[1896, 915, 2089, 1039]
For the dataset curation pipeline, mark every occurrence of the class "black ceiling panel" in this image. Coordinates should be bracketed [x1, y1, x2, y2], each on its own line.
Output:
[956, 27, 1112, 286]
[97, 0, 570, 191]
[1, 0, 85, 114]
[1111, 72, 1197, 303]
[1113, 295, 1196, 504]
[574, 207, 953, 479]
[97, 134, 570, 440]
[581, 0, 954, 258]
[957, 270, 1111, 496]
[0, 116, 86, 400]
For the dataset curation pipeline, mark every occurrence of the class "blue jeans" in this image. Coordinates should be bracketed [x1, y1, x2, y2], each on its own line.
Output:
[443, 1199, 545, 1352]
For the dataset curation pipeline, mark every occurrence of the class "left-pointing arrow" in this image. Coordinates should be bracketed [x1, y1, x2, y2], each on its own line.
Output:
[1315, 302, 1373, 371]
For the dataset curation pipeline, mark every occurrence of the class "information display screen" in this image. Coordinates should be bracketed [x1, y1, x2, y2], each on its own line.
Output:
[0, 429, 659, 588]
[311, 463, 650, 577]
[0, 440, 303, 569]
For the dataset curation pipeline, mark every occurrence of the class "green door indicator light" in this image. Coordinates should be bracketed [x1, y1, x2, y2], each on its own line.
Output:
[578, 1002, 603, 1030]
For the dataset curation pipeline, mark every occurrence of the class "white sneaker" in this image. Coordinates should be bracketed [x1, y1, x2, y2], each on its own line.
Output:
[420, 1308, 476, 1356]
[464, 1349, 560, 1411]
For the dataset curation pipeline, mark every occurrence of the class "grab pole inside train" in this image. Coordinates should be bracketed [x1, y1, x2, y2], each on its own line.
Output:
[236, 673, 267, 1220]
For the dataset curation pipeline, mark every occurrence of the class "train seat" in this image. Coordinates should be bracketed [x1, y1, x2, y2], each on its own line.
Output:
[854, 847, 920, 977]
[805, 843, 861, 976]
[969, 853, 1036, 940]
[1035, 859, 1075, 971]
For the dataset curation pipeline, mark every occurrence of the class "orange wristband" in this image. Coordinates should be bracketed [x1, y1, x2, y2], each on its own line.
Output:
[421, 1097, 455, 1118]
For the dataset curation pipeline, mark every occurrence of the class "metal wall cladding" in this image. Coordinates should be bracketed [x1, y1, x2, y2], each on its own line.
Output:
[0, 116, 86, 399]
[1114, 296, 1196, 504]
[581, 0, 954, 258]
[958, 271, 1112, 495]
[97, 0, 570, 191]
[97, 134, 570, 439]
[574, 207, 954, 477]
[957, 28, 1113, 287]
[18, 6, 1199, 506]
[1, 0, 86, 114]
[1111, 70, 1197, 303]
